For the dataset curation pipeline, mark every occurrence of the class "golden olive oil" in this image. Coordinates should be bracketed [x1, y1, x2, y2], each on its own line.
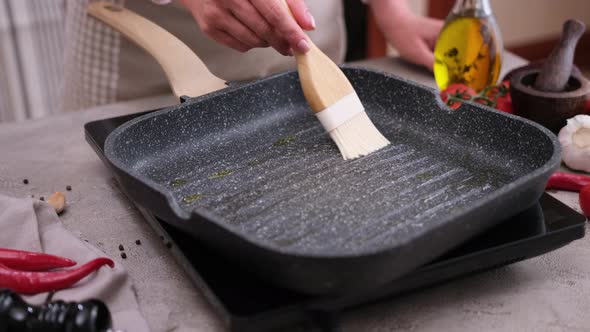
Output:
[434, 1, 503, 92]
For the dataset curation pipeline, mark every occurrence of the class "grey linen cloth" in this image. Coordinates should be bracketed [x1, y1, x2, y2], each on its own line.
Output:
[0, 194, 150, 332]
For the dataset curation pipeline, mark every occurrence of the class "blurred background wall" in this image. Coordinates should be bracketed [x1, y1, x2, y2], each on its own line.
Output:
[493, 0, 590, 46]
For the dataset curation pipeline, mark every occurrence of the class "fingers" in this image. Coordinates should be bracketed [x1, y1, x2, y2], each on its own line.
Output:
[229, 1, 291, 55]
[417, 48, 435, 71]
[403, 42, 436, 71]
[285, 0, 316, 31]
[404, 17, 442, 69]
[423, 18, 444, 50]
[222, 14, 269, 49]
[181, 0, 313, 54]
[209, 30, 252, 53]
[250, 0, 311, 54]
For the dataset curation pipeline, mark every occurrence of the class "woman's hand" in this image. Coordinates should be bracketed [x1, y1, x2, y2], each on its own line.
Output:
[369, 0, 443, 70]
[178, 0, 315, 55]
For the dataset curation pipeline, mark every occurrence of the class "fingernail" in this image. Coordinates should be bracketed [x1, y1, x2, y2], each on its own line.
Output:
[296, 39, 310, 53]
[307, 11, 316, 29]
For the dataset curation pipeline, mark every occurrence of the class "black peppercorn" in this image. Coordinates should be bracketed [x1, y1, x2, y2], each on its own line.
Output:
[135, 240, 141, 245]
[40, 197, 45, 201]
[66, 185, 72, 191]
[120, 252, 127, 259]
[118, 244, 124, 251]
[23, 179, 29, 184]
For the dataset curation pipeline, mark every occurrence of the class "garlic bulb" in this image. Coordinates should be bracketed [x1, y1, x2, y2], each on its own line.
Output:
[559, 114, 590, 173]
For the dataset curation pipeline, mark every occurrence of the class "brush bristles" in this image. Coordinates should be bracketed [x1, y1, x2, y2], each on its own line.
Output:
[328, 112, 390, 160]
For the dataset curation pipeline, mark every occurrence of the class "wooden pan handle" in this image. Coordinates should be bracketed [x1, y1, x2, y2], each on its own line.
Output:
[534, 19, 586, 92]
[87, 1, 227, 99]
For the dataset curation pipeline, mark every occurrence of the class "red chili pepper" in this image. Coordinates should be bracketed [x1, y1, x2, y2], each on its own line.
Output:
[0, 257, 114, 294]
[0, 248, 76, 271]
[580, 185, 590, 217]
[546, 172, 590, 192]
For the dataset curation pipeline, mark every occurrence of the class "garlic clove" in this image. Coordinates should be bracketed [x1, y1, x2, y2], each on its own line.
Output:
[573, 127, 590, 148]
[47, 192, 66, 214]
[559, 114, 590, 173]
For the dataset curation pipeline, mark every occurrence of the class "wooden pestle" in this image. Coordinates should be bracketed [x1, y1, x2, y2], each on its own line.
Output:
[534, 19, 586, 92]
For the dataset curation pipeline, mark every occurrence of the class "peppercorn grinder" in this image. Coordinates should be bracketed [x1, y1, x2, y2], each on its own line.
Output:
[510, 19, 590, 133]
[0, 289, 121, 332]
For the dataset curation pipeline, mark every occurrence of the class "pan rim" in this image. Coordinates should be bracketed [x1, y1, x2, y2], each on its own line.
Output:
[104, 67, 561, 259]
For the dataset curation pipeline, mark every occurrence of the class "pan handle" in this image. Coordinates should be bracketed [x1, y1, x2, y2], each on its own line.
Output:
[87, 1, 227, 100]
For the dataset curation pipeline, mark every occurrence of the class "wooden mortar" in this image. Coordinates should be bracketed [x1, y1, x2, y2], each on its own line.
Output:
[511, 69, 590, 133]
[510, 19, 590, 133]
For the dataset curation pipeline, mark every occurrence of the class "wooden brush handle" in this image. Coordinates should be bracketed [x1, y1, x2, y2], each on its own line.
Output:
[279, 0, 355, 113]
[87, 1, 227, 99]
[534, 19, 586, 92]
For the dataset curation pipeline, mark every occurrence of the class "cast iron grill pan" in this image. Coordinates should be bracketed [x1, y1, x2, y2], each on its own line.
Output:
[105, 67, 560, 294]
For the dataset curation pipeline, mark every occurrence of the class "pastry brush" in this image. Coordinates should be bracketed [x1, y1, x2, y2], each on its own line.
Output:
[283, 2, 390, 160]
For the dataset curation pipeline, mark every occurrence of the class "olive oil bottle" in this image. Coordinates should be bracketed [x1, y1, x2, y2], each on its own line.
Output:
[434, 0, 503, 91]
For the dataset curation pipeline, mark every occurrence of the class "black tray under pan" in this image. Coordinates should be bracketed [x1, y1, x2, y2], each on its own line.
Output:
[85, 110, 586, 332]
[102, 67, 561, 294]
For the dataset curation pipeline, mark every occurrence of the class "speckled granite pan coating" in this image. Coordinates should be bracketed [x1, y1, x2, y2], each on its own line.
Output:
[104, 67, 560, 295]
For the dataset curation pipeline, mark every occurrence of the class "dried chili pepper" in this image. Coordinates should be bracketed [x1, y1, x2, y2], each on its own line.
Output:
[546, 172, 590, 192]
[0, 248, 76, 271]
[0, 258, 114, 294]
